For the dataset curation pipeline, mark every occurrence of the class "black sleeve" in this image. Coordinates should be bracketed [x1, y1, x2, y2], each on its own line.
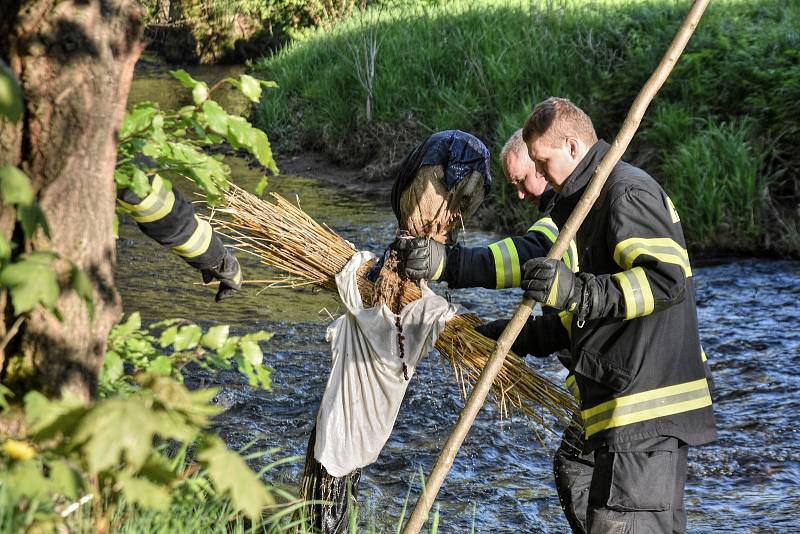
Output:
[442, 216, 579, 289]
[117, 175, 226, 271]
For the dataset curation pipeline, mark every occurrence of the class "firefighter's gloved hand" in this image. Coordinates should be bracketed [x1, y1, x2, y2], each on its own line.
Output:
[521, 258, 582, 312]
[201, 250, 242, 303]
[391, 236, 450, 281]
[475, 318, 538, 357]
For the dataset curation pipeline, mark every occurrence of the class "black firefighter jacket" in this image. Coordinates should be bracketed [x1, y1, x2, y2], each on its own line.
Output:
[540, 140, 717, 451]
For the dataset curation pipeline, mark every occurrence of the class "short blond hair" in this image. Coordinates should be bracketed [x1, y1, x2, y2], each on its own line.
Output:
[522, 97, 597, 147]
[499, 128, 529, 178]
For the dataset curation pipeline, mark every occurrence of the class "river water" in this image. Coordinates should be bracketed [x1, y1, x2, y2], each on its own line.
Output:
[117, 64, 800, 533]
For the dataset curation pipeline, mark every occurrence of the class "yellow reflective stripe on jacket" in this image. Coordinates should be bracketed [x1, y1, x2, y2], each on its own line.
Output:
[565, 374, 580, 401]
[172, 215, 213, 258]
[528, 217, 579, 272]
[488, 238, 521, 289]
[613, 237, 692, 277]
[612, 266, 655, 320]
[582, 378, 712, 438]
[701, 348, 707, 362]
[666, 196, 681, 224]
[558, 310, 573, 338]
[528, 217, 558, 243]
[117, 175, 176, 224]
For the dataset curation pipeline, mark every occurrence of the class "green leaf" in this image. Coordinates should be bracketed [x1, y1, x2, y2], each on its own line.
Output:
[0, 253, 59, 315]
[49, 460, 81, 499]
[201, 100, 229, 135]
[139, 455, 179, 485]
[148, 355, 172, 376]
[0, 165, 34, 205]
[16, 201, 50, 239]
[218, 337, 239, 360]
[0, 383, 14, 411]
[24, 391, 87, 441]
[0, 462, 51, 500]
[72, 396, 160, 472]
[239, 74, 262, 103]
[101, 351, 124, 386]
[115, 312, 142, 338]
[121, 104, 158, 138]
[198, 436, 274, 520]
[201, 325, 229, 350]
[171, 69, 200, 89]
[159, 325, 178, 347]
[70, 265, 94, 320]
[0, 233, 11, 261]
[192, 82, 209, 106]
[130, 167, 151, 198]
[241, 331, 274, 343]
[255, 176, 268, 196]
[174, 324, 202, 352]
[240, 340, 262, 366]
[119, 472, 171, 511]
[0, 60, 23, 123]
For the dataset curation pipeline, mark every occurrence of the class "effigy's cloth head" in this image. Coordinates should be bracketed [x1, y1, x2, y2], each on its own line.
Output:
[390, 130, 492, 243]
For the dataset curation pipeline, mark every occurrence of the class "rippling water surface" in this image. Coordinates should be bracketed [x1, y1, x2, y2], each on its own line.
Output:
[119, 66, 800, 533]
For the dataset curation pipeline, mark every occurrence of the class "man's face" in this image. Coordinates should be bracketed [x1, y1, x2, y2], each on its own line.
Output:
[528, 136, 587, 192]
[505, 152, 548, 207]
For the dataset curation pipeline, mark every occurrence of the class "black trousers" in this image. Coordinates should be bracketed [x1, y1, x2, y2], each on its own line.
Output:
[554, 427, 688, 534]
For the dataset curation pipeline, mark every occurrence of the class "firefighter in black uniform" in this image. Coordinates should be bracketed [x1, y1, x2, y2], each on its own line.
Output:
[393, 129, 593, 532]
[513, 97, 716, 533]
[117, 171, 242, 302]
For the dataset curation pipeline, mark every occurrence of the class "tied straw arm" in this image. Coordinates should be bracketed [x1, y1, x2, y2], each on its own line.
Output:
[401, 1, 711, 532]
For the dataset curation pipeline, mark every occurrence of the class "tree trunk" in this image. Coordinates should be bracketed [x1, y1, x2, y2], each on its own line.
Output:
[0, 0, 144, 402]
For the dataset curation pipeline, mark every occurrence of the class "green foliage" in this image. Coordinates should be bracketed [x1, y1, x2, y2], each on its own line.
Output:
[102, 312, 273, 396]
[116, 69, 278, 207]
[256, 0, 800, 255]
[659, 119, 767, 251]
[0, 375, 281, 531]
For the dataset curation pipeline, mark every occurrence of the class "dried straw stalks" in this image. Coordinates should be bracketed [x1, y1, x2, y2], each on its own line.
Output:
[212, 184, 577, 435]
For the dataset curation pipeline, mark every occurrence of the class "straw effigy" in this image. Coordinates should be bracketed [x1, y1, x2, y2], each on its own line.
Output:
[212, 184, 578, 432]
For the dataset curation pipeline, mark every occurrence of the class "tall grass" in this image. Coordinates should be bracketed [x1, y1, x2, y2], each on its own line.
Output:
[255, 0, 800, 256]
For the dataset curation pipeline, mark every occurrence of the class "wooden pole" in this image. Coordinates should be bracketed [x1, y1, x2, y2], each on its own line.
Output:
[401, 1, 710, 532]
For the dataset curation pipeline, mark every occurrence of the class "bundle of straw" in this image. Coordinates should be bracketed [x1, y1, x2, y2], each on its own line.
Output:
[213, 184, 577, 435]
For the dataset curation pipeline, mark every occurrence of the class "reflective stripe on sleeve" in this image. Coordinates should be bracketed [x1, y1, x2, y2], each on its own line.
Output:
[565, 374, 580, 401]
[613, 237, 692, 277]
[117, 175, 176, 224]
[612, 266, 655, 320]
[528, 216, 579, 272]
[528, 217, 558, 243]
[172, 215, 213, 258]
[701, 348, 707, 362]
[666, 196, 681, 224]
[488, 238, 521, 289]
[582, 378, 712, 439]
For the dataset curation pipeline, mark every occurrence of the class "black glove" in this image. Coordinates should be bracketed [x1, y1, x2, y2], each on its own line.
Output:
[391, 236, 450, 281]
[201, 250, 242, 303]
[475, 318, 538, 357]
[521, 258, 582, 312]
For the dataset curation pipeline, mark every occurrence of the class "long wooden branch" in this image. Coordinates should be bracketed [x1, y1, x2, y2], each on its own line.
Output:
[402, 1, 712, 531]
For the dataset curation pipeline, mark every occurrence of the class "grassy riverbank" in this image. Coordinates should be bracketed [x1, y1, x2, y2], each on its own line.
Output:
[254, 0, 799, 257]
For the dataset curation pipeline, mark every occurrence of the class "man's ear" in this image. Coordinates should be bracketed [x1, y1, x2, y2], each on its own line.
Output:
[567, 137, 580, 159]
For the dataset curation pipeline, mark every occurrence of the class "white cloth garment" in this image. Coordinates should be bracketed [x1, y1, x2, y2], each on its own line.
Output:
[314, 251, 457, 477]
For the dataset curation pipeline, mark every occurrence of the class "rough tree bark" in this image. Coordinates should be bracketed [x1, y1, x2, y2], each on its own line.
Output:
[0, 0, 144, 402]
